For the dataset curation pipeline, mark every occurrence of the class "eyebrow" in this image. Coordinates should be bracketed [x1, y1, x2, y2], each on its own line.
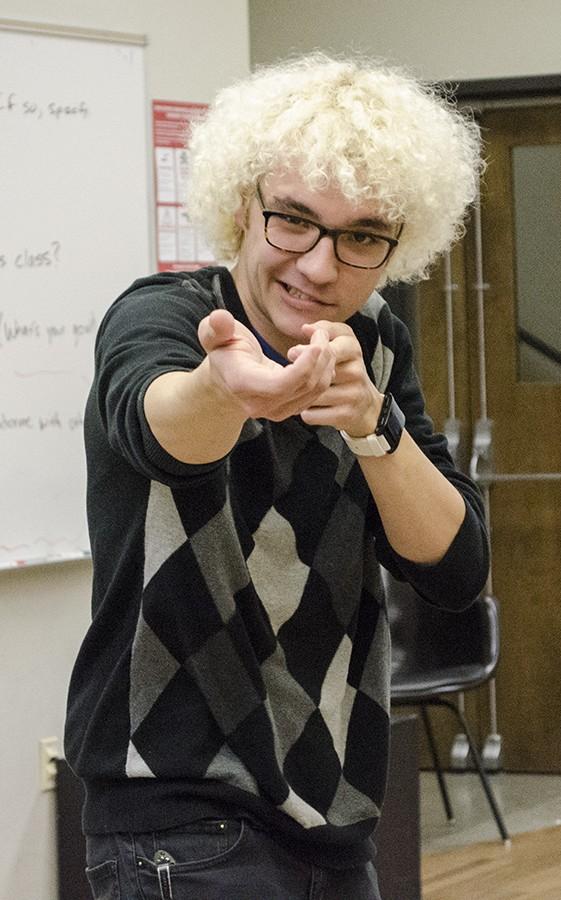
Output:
[269, 193, 393, 233]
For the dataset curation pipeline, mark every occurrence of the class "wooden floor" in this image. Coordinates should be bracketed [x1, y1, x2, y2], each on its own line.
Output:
[422, 825, 561, 900]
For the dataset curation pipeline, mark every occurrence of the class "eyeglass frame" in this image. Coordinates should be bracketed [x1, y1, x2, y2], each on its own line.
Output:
[255, 184, 402, 270]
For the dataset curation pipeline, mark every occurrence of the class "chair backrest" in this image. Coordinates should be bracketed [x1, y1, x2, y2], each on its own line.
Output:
[381, 568, 500, 687]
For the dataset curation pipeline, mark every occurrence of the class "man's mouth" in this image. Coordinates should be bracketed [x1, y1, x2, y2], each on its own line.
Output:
[281, 282, 333, 306]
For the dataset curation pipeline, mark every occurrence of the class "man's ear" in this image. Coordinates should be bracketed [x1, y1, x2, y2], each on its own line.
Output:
[233, 198, 250, 231]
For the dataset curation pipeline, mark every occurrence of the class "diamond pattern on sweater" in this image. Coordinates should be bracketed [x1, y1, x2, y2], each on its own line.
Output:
[283, 708, 343, 817]
[312, 492, 369, 630]
[141, 536, 226, 665]
[278, 571, 347, 706]
[189, 494, 251, 623]
[129, 614, 180, 732]
[279, 788, 328, 829]
[247, 506, 310, 635]
[204, 742, 261, 796]
[187, 627, 263, 736]
[318, 635, 356, 765]
[129, 430, 390, 830]
[261, 645, 317, 762]
[126, 740, 155, 778]
[143, 481, 188, 587]
[343, 689, 390, 808]
[326, 774, 381, 827]
[131, 426, 390, 826]
[358, 608, 392, 713]
[130, 665, 225, 778]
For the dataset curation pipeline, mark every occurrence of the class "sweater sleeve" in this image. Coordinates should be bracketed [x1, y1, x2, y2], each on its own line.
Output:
[371, 307, 490, 610]
[91, 274, 224, 485]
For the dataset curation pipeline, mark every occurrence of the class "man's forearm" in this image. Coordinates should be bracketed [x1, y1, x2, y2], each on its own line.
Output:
[358, 429, 466, 565]
[143, 359, 247, 465]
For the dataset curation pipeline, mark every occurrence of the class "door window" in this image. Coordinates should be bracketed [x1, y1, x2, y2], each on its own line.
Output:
[512, 143, 561, 382]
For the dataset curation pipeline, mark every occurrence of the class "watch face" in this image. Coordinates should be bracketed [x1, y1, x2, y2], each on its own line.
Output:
[375, 393, 405, 453]
[378, 392, 393, 428]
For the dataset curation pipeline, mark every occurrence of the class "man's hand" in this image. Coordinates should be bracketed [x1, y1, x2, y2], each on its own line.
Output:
[198, 309, 337, 422]
[286, 320, 383, 436]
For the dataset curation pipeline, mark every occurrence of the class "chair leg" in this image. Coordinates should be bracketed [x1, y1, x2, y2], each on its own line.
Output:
[420, 705, 455, 823]
[448, 701, 510, 844]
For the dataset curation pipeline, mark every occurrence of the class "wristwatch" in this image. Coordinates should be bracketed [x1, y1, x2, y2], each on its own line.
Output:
[340, 392, 405, 457]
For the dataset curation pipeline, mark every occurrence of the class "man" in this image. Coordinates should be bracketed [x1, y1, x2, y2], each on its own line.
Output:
[66, 54, 488, 899]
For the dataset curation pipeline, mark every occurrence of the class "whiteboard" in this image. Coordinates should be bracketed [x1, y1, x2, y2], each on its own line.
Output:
[0, 23, 151, 568]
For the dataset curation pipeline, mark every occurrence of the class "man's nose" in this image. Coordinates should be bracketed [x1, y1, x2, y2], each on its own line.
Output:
[295, 235, 339, 283]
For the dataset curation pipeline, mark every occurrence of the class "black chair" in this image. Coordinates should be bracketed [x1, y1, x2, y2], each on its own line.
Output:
[383, 567, 510, 843]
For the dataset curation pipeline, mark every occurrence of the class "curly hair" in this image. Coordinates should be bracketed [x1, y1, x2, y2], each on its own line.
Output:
[186, 53, 483, 284]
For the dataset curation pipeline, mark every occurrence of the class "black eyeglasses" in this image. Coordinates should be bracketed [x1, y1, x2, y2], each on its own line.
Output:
[256, 185, 401, 269]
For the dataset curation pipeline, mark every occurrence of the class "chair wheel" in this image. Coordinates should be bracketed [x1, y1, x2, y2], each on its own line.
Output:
[482, 733, 503, 771]
[449, 732, 472, 770]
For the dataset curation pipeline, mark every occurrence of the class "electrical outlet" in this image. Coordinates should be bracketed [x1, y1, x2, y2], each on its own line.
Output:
[39, 736, 59, 791]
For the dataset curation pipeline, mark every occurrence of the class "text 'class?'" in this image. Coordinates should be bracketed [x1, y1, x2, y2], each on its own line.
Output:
[0, 241, 62, 270]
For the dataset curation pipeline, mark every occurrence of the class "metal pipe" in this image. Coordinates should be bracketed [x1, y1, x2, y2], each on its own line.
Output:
[488, 677, 498, 735]
[472, 190, 490, 420]
[476, 471, 561, 483]
[443, 252, 457, 421]
[471, 184, 498, 739]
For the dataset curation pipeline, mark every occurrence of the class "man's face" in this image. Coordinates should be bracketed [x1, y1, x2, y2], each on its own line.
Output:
[231, 171, 397, 357]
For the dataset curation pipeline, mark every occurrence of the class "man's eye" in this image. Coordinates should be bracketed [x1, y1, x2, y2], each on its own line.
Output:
[281, 214, 312, 229]
[346, 231, 381, 246]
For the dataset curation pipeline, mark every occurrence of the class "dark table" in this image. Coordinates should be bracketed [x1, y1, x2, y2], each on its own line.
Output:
[375, 714, 421, 900]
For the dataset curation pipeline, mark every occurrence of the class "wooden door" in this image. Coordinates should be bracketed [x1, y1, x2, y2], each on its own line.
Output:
[417, 103, 561, 772]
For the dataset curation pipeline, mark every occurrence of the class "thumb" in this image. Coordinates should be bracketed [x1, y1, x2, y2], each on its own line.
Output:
[198, 309, 236, 352]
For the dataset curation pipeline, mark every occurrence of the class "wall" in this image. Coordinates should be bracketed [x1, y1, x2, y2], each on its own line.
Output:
[249, 0, 561, 81]
[0, 3, 249, 898]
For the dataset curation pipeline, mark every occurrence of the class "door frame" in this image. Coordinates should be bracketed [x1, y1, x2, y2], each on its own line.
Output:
[454, 73, 561, 104]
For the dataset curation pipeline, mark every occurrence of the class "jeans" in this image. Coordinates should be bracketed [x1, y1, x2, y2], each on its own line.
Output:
[85, 817, 382, 900]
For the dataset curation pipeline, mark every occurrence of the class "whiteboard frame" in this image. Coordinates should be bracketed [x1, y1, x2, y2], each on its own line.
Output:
[0, 18, 147, 46]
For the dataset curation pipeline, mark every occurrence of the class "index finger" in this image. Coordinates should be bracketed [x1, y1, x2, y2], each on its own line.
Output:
[308, 324, 330, 346]
[280, 334, 335, 390]
[302, 320, 354, 341]
[303, 320, 360, 364]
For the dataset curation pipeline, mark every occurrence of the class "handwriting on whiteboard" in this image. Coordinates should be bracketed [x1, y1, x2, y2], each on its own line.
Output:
[0, 311, 96, 349]
[0, 241, 62, 270]
[0, 411, 84, 432]
[0, 92, 90, 119]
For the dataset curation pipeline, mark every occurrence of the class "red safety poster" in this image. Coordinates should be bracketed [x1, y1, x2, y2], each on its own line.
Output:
[152, 100, 212, 272]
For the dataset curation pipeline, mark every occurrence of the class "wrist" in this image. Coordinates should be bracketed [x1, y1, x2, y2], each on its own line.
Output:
[343, 385, 383, 438]
[340, 392, 405, 457]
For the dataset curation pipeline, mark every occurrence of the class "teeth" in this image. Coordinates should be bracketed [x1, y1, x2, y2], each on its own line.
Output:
[286, 285, 315, 302]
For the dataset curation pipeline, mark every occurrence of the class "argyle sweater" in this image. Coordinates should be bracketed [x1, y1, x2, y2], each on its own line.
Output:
[64, 267, 488, 864]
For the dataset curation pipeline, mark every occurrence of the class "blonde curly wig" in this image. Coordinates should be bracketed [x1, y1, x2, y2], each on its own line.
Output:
[186, 53, 483, 284]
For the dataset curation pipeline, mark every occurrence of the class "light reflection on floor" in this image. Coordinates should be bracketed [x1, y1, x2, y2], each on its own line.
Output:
[421, 772, 561, 854]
